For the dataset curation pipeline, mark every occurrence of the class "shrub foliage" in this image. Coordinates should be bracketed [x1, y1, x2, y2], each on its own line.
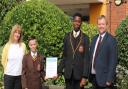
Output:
[0, 0, 98, 87]
[116, 16, 128, 68]
[0, 0, 71, 58]
[81, 22, 98, 41]
[0, 0, 24, 25]
[116, 16, 128, 89]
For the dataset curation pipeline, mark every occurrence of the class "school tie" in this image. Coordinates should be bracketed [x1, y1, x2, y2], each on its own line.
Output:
[93, 35, 102, 69]
[33, 54, 37, 61]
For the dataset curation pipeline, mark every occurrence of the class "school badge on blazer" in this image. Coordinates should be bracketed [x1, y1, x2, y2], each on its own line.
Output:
[79, 45, 84, 53]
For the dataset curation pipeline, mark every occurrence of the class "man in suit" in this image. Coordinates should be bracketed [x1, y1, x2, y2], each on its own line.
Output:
[57, 13, 90, 89]
[89, 15, 117, 89]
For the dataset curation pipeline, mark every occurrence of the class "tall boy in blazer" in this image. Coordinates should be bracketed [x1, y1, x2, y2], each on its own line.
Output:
[57, 13, 90, 89]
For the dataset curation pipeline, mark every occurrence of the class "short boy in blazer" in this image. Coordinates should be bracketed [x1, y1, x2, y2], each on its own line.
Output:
[22, 36, 45, 89]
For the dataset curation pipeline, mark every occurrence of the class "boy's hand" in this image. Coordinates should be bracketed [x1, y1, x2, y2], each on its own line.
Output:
[44, 76, 48, 80]
[80, 78, 88, 87]
[37, 64, 41, 71]
[53, 74, 58, 80]
[44, 74, 58, 80]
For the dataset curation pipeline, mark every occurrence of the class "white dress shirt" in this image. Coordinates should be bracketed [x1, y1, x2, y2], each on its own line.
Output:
[91, 32, 106, 74]
[31, 51, 37, 58]
[73, 30, 80, 38]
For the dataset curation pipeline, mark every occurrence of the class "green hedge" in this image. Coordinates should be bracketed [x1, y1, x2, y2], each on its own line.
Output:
[0, 46, 3, 88]
[0, 0, 71, 87]
[116, 16, 128, 89]
[0, 0, 98, 58]
[0, 0, 98, 87]
[0, 0, 24, 25]
[0, 0, 71, 58]
[82, 22, 98, 41]
[116, 16, 128, 68]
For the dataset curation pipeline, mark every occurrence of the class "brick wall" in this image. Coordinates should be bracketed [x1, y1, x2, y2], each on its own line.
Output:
[126, 1, 128, 15]
[107, 0, 128, 36]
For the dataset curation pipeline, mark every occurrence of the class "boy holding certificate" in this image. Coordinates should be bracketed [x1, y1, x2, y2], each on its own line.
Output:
[22, 36, 45, 89]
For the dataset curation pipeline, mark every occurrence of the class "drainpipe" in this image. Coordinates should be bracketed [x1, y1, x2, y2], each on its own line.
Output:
[109, 0, 112, 34]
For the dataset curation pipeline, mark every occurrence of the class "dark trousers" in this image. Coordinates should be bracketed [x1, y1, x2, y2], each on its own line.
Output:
[90, 74, 114, 89]
[4, 74, 22, 89]
[65, 71, 84, 89]
[65, 78, 82, 89]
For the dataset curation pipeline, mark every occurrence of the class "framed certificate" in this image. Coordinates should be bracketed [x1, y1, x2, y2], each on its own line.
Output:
[46, 57, 57, 78]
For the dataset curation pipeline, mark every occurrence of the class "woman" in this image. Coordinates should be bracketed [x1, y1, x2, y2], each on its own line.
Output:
[1, 24, 26, 89]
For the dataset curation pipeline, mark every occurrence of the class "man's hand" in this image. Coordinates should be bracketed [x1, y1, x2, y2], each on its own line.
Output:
[106, 81, 112, 86]
[80, 78, 88, 87]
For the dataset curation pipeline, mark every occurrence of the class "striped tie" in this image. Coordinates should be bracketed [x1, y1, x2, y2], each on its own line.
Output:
[33, 54, 37, 61]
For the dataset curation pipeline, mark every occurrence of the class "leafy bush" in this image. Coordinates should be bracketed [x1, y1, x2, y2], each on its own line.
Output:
[116, 16, 128, 89]
[0, 0, 72, 87]
[116, 16, 128, 68]
[81, 22, 98, 41]
[0, 0, 71, 58]
[0, 0, 98, 87]
[45, 75, 65, 86]
[116, 65, 128, 89]
[0, 46, 3, 89]
[0, 0, 24, 25]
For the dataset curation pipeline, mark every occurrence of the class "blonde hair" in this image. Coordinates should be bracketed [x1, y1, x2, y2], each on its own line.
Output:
[97, 15, 108, 25]
[8, 24, 23, 44]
